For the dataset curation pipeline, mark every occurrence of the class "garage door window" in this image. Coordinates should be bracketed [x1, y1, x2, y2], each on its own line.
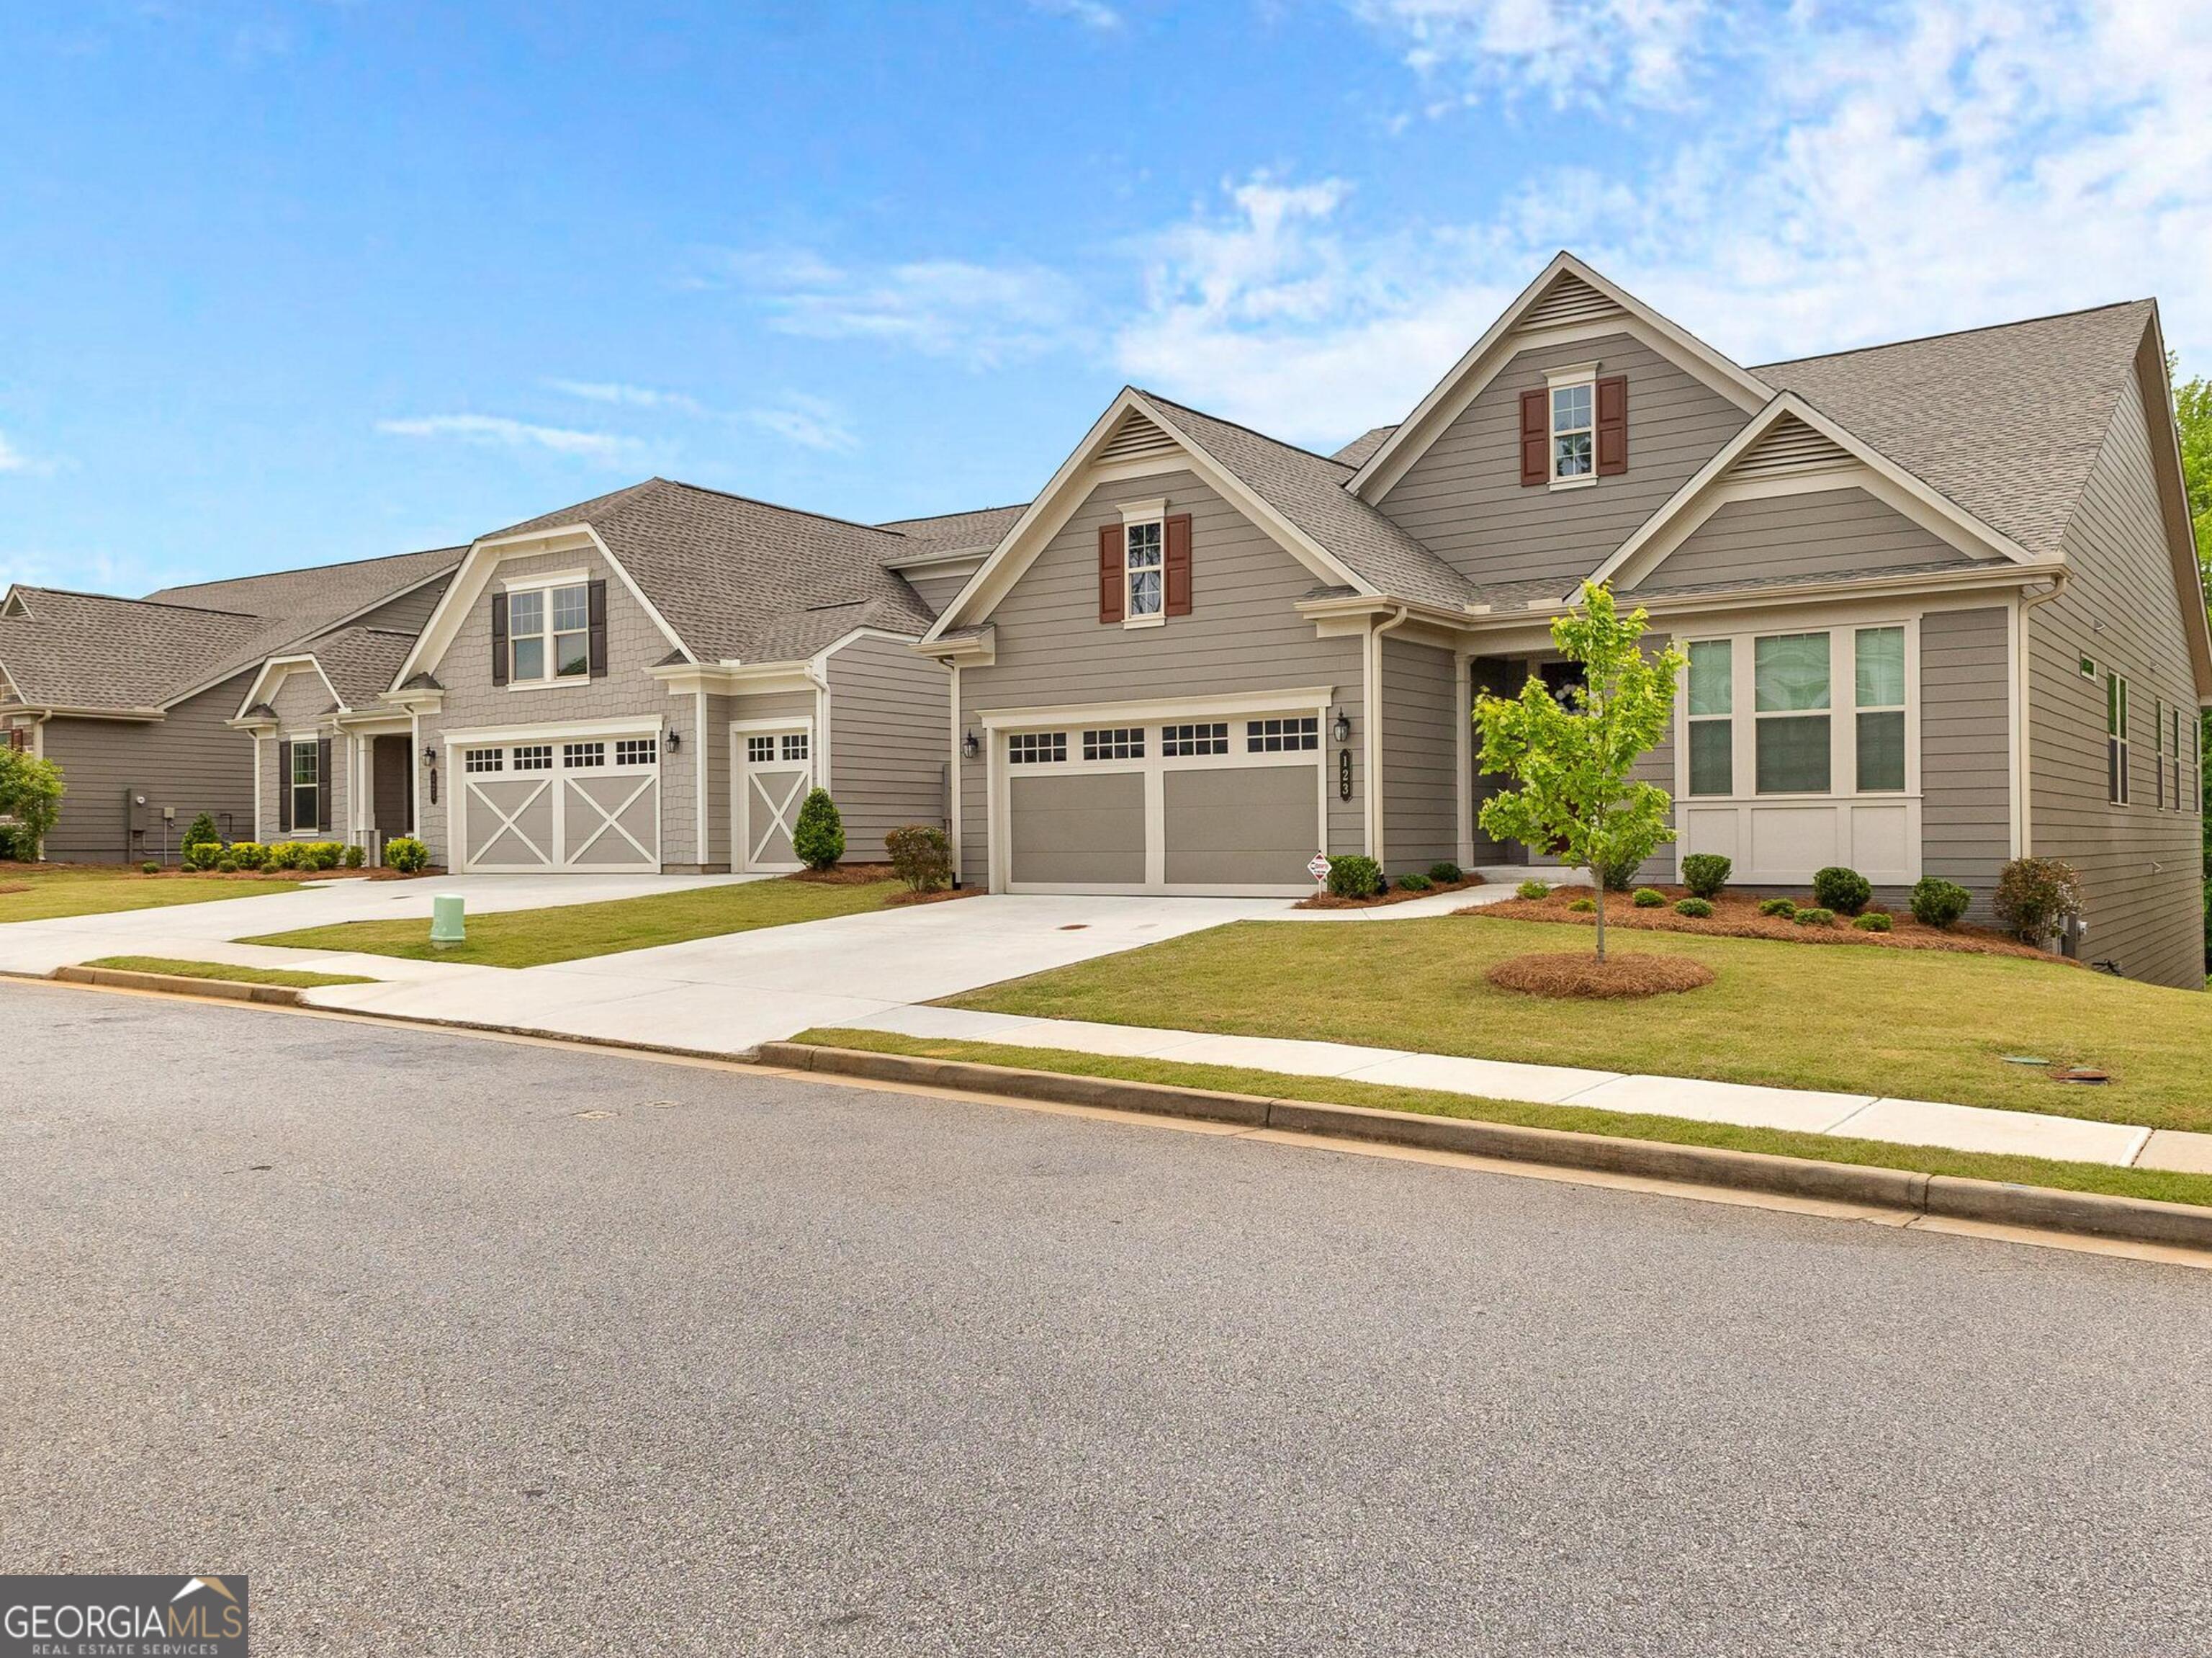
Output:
[1162, 722, 1228, 756]
[1083, 727, 1145, 761]
[513, 744, 553, 771]
[615, 738, 658, 767]
[1246, 717, 1318, 753]
[1009, 732, 1068, 765]
[565, 741, 606, 768]
[464, 748, 503, 774]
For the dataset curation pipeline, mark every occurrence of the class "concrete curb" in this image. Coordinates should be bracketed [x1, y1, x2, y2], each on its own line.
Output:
[762, 1042, 2212, 1253]
[50, 964, 307, 1005]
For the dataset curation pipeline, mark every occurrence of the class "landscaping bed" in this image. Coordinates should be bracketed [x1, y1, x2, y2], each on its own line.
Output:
[1295, 875, 1485, 910]
[1467, 884, 2056, 960]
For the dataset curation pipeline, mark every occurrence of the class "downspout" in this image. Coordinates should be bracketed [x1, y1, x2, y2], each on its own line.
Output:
[948, 662, 963, 888]
[2016, 568, 2070, 858]
[696, 689, 711, 872]
[1364, 606, 1411, 863]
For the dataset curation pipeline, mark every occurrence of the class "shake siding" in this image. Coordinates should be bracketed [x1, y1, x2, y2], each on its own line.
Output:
[703, 693, 733, 869]
[2026, 362, 2204, 987]
[955, 467, 1364, 887]
[1380, 333, 1750, 591]
[1919, 606, 2013, 913]
[39, 672, 258, 862]
[827, 635, 950, 861]
[347, 573, 454, 637]
[1636, 488, 1972, 591]
[261, 668, 344, 840]
[1379, 637, 1457, 872]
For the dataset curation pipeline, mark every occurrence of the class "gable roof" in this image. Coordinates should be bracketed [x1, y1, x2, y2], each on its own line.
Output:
[1331, 425, 1397, 467]
[878, 503, 1030, 560]
[306, 627, 420, 709]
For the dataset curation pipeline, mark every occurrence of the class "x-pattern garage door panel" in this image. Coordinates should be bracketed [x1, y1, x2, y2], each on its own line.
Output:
[745, 767, 810, 868]
[565, 774, 659, 868]
[1162, 764, 1316, 887]
[1010, 772, 1146, 886]
[465, 776, 556, 869]
[457, 738, 660, 872]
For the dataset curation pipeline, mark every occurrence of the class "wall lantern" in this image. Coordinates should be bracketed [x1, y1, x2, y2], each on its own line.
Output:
[1331, 709, 1352, 744]
[667, 729, 682, 753]
[422, 745, 437, 765]
[961, 730, 981, 761]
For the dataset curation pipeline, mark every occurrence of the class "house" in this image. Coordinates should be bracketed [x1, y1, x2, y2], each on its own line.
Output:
[363, 478, 963, 875]
[0, 547, 461, 862]
[918, 254, 2211, 988]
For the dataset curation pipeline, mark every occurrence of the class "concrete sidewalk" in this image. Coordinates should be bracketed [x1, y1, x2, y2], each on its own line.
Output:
[841, 1004, 2212, 1175]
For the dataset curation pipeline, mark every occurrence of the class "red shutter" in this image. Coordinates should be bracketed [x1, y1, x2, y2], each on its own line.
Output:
[490, 591, 510, 686]
[1596, 375, 1628, 475]
[1097, 524, 1124, 624]
[1518, 388, 1548, 485]
[587, 579, 609, 678]
[1164, 514, 1192, 617]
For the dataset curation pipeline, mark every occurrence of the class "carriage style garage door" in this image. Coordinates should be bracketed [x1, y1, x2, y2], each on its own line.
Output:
[454, 730, 662, 872]
[993, 704, 1328, 897]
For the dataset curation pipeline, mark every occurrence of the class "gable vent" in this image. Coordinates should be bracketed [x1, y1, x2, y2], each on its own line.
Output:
[1099, 410, 1179, 463]
[1519, 273, 1623, 333]
[1732, 416, 1856, 480]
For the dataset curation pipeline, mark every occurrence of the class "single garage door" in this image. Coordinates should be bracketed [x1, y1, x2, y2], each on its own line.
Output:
[998, 714, 1323, 896]
[457, 732, 661, 872]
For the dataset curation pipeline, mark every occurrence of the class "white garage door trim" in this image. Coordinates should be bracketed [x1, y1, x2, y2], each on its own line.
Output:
[446, 718, 665, 874]
[732, 716, 819, 873]
[983, 688, 1334, 897]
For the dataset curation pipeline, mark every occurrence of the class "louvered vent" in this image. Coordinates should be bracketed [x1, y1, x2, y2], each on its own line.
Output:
[1732, 416, 1855, 480]
[1519, 274, 1622, 332]
[1099, 410, 1179, 462]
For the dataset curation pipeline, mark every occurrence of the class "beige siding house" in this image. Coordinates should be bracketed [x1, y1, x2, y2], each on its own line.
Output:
[921, 254, 2210, 987]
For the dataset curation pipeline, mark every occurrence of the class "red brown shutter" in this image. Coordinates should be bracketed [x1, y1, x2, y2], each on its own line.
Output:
[1596, 375, 1628, 475]
[490, 591, 509, 686]
[276, 740, 294, 834]
[1519, 387, 1548, 485]
[317, 737, 333, 833]
[587, 579, 609, 678]
[1097, 524, 1124, 624]
[1164, 514, 1192, 617]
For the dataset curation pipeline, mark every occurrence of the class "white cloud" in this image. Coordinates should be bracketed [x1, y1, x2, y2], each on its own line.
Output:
[1030, 0, 1123, 30]
[374, 414, 641, 466]
[739, 396, 858, 454]
[0, 432, 57, 477]
[727, 247, 1091, 367]
[1354, 0, 1714, 108]
[544, 379, 709, 416]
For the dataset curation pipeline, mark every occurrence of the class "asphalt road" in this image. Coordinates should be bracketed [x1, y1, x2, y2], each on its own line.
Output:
[4, 982, 2210, 1656]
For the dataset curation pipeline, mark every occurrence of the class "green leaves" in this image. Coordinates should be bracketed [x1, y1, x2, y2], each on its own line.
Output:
[0, 748, 65, 859]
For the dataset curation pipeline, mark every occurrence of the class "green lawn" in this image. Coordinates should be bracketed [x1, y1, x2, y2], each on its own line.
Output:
[86, 955, 376, 990]
[0, 866, 302, 922]
[943, 915, 2212, 1134]
[796, 1026, 2212, 1211]
[243, 877, 907, 969]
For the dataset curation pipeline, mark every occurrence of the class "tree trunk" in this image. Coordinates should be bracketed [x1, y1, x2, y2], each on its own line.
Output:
[1594, 879, 1607, 961]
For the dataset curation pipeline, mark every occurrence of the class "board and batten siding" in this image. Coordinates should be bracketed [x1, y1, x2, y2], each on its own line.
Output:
[955, 467, 1364, 888]
[1917, 606, 2013, 915]
[1635, 488, 1976, 593]
[1379, 637, 1457, 873]
[38, 672, 258, 863]
[1379, 332, 1752, 593]
[2026, 361, 2204, 989]
[827, 633, 950, 860]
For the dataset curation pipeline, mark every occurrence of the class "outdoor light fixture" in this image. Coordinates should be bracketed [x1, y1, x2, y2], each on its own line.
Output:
[422, 745, 436, 764]
[962, 731, 981, 761]
[667, 729, 681, 753]
[1331, 710, 1352, 743]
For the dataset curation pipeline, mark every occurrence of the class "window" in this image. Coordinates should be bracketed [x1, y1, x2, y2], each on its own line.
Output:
[1853, 627, 1907, 792]
[782, 732, 809, 762]
[564, 741, 605, 769]
[747, 735, 775, 764]
[1083, 727, 1145, 761]
[1247, 716, 1319, 753]
[289, 742, 320, 830]
[464, 748, 503, 774]
[513, 744, 554, 771]
[508, 582, 590, 683]
[1551, 380, 1594, 480]
[2157, 699, 2169, 809]
[1007, 732, 1067, 765]
[1125, 521, 1164, 620]
[615, 738, 658, 767]
[4, 727, 25, 753]
[2174, 705, 2186, 812]
[2108, 672, 2130, 805]
[1754, 632, 1831, 794]
[1686, 640, 1732, 797]
[1162, 722, 1228, 757]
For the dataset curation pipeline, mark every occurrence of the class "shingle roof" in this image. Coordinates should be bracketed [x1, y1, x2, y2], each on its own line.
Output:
[1754, 301, 2153, 560]
[485, 477, 937, 663]
[878, 503, 1030, 557]
[1331, 425, 1398, 467]
[145, 543, 463, 621]
[302, 627, 418, 709]
[1136, 393, 1484, 610]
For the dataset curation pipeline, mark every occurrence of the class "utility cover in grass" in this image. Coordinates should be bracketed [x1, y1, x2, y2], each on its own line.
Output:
[1486, 951, 1716, 999]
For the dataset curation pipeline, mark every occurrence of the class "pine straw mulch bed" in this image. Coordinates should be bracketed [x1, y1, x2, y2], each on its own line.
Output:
[1295, 876, 1486, 910]
[1486, 951, 1717, 999]
[1462, 886, 2059, 962]
[789, 864, 975, 907]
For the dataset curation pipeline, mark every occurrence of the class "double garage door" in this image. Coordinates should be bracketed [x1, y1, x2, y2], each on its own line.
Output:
[999, 713, 1326, 897]
[455, 732, 661, 872]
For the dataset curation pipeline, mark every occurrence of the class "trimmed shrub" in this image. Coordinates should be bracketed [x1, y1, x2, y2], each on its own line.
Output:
[1673, 897, 1714, 918]
[343, 843, 367, 870]
[1516, 879, 1551, 900]
[1757, 897, 1797, 919]
[1426, 861, 1464, 886]
[1680, 853, 1732, 900]
[1632, 887, 1665, 908]
[228, 841, 269, 871]
[1326, 854, 1385, 900]
[1854, 912, 1893, 933]
[1995, 856, 2083, 943]
[1398, 871, 1434, 892]
[1910, 876, 1973, 930]
[792, 788, 846, 871]
[1795, 906, 1836, 927]
[183, 841, 222, 872]
[140, 861, 161, 875]
[1593, 847, 1645, 892]
[307, 841, 343, 871]
[270, 841, 311, 871]
[1811, 865, 1873, 915]
[382, 837, 428, 874]
[215, 856, 239, 874]
[181, 812, 220, 855]
[1568, 896, 1597, 913]
[884, 825, 953, 893]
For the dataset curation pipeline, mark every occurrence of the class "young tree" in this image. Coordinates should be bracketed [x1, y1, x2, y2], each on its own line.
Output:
[1473, 583, 1685, 960]
[0, 749, 65, 861]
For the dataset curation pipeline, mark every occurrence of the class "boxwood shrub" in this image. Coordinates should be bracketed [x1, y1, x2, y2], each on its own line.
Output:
[1795, 906, 1836, 927]
[1426, 861, 1464, 886]
[1853, 912, 1893, 933]
[1632, 887, 1665, 908]
[382, 836, 429, 875]
[1516, 879, 1550, 900]
[1326, 853, 1385, 900]
[1674, 897, 1714, 918]
[1811, 865, 1873, 915]
[1680, 853, 1732, 900]
[1398, 871, 1433, 892]
[1910, 877, 1972, 929]
[1757, 897, 1797, 919]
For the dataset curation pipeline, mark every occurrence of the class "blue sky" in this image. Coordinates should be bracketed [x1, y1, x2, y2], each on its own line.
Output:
[4, 1, 2209, 595]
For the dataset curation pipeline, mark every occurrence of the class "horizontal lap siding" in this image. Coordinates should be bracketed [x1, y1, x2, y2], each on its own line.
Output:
[1637, 488, 1973, 591]
[1919, 606, 2012, 913]
[1380, 637, 1457, 873]
[348, 573, 454, 637]
[903, 572, 971, 616]
[828, 636, 949, 861]
[39, 672, 258, 862]
[1381, 333, 1750, 592]
[2027, 362, 2203, 988]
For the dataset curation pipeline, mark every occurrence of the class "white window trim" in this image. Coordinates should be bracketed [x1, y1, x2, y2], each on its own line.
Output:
[1120, 508, 1166, 629]
[504, 575, 594, 689]
[1544, 362, 1599, 493]
[287, 732, 323, 833]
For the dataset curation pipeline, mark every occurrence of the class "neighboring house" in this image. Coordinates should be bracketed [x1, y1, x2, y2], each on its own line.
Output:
[920, 254, 2211, 987]
[0, 547, 461, 862]
[377, 478, 961, 875]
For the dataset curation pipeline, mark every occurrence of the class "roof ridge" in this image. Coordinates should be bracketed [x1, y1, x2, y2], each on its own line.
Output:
[148, 542, 464, 598]
[1753, 298, 2152, 371]
[7, 586, 264, 619]
[647, 476, 913, 542]
[1133, 389, 1357, 472]
[876, 501, 1032, 532]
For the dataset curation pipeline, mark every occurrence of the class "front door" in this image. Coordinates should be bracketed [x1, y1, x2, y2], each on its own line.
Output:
[737, 726, 814, 871]
[372, 735, 413, 844]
